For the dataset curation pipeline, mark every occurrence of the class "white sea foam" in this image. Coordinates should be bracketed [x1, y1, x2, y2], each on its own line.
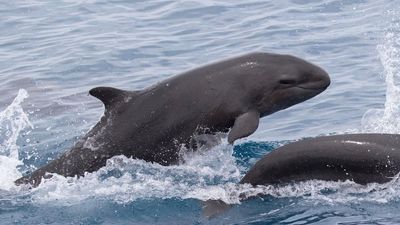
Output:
[0, 89, 32, 191]
[27, 137, 400, 207]
[30, 156, 400, 206]
[30, 143, 243, 205]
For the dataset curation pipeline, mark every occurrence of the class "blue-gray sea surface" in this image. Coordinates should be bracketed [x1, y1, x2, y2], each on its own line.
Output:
[1, 0, 400, 224]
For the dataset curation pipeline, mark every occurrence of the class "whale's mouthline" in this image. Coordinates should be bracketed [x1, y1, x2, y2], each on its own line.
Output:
[295, 85, 328, 91]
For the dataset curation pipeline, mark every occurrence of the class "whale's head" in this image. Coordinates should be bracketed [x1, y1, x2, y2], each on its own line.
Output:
[237, 52, 330, 117]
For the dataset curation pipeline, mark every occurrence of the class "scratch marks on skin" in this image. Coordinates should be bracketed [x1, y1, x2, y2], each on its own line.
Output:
[342, 140, 394, 167]
[240, 61, 259, 68]
[124, 96, 132, 103]
[83, 116, 113, 151]
[342, 140, 377, 155]
[343, 140, 368, 145]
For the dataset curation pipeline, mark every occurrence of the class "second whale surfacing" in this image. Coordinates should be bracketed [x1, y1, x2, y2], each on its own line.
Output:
[203, 133, 400, 218]
[15, 52, 330, 187]
[241, 133, 400, 186]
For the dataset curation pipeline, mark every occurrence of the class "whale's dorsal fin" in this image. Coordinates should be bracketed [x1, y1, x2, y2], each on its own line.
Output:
[89, 86, 131, 108]
[202, 199, 232, 218]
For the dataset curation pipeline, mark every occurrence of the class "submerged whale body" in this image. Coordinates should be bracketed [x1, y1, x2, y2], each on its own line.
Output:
[15, 52, 330, 187]
[204, 133, 400, 218]
[241, 133, 400, 186]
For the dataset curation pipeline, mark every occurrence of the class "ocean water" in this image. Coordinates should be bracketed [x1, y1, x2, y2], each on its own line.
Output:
[1, 0, 400, 224]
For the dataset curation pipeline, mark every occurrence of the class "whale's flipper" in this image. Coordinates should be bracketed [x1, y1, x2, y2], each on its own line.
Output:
[202, 200, 232, 218]
[228, 110, 260, 144]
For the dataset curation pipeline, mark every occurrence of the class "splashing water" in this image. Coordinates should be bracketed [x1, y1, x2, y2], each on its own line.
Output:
[0, 89, 33, 191]
[30, 143, 243, 205]
[362, 26, 400, 133]
[236, 177, 400, 205]
[26, 140, 400, 208]
[1, 87, 399, 208]
[0, 89, 399, 211]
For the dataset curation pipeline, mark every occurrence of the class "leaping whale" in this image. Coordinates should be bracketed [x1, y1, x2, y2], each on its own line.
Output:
[15, 52, 330, 187]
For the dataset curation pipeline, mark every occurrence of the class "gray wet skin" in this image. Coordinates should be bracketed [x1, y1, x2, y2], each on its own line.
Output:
[15, 52, 330, 187]
[241, 133, 400, 186]
[204, 133, 400, 219]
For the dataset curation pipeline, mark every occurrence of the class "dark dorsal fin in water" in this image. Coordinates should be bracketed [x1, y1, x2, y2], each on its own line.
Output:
[89, 87, 138, 109]
[202, 200, 232, 218]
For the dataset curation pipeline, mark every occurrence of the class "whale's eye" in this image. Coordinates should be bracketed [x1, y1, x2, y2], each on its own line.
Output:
[279, 78, 296, 85]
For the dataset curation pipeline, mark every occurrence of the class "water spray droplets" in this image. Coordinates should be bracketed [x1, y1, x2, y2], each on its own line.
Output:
[362, 24, 400, 133]
[0, 89, 32, 191]
[0, 89, 33, 159]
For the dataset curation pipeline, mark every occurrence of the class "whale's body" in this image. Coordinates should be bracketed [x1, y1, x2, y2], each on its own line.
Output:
[204, 133, 400, 218]
[15, 52, 330, 187]
[241, 133, 400, 186]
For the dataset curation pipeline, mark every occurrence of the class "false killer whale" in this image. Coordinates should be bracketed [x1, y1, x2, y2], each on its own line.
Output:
[204, 133, 400, 218]
[15, 52, 330, 187]
[241, 133, 400, 186]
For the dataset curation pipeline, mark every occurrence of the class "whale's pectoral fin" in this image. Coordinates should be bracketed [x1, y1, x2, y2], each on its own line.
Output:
[228, 110, 260, 144]
[89, 87, 139, 109]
